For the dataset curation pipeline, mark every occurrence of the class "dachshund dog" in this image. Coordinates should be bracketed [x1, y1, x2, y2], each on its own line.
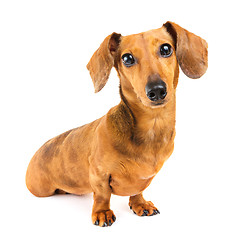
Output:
[26, 21, 208, 227]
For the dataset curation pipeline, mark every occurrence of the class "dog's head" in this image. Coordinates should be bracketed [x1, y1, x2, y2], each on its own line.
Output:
[87, 21, 208, 108]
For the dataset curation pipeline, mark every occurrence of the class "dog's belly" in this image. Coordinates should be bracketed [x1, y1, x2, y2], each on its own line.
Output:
[109, 174, 154, 196]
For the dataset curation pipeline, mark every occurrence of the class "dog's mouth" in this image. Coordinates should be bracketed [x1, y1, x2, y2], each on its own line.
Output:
[153, 101, 164, 106]
[150, 100, 168, 108]
[138, 95, 168, 109]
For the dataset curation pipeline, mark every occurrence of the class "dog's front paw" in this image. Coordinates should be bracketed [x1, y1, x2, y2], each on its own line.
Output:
[129, 201, 160, 217]
[92, 209, 116, 227]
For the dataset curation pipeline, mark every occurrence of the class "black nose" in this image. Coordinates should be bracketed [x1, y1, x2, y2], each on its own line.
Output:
[145, 79, 167, 102]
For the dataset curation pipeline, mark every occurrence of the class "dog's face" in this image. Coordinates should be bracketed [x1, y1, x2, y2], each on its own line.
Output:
[87, 22, 208, 108]
[116, 28, 178, 108]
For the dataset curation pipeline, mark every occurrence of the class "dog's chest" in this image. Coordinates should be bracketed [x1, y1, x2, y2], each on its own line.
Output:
[109, 151, 169, 197]
[109, 169, 154, 197]
[109, 128, 175, 197]
[107, 108, 175, 196]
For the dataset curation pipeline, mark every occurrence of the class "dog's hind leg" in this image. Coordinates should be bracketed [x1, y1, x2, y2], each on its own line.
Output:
[26, 159, 56, 197]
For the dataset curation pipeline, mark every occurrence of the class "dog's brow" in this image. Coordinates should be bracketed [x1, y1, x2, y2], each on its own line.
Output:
[139, 33, 153, 60]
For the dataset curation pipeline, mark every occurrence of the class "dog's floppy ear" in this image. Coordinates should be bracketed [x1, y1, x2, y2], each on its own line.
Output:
[163, 21, 208, 79]
[87, 32, 122, 93]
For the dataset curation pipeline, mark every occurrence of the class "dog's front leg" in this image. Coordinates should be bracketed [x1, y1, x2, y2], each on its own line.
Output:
[90, 171, 116, 227]
[129, 193, 160, 216]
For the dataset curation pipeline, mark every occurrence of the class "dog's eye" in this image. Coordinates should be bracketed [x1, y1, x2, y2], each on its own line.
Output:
[160, 43, 173, 57]
[122, 53, 135, 67]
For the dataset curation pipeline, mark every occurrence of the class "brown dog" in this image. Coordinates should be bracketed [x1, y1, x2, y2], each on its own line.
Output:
[26, 21, 208, 227]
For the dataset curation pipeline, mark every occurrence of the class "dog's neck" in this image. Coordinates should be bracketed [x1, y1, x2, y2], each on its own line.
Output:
[106, 83, 176, 158]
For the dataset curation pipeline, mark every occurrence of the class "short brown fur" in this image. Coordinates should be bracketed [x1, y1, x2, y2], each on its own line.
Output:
[26, 22, 208, 227]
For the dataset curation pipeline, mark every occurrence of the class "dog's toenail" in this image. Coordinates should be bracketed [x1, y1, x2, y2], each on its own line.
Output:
[153, 209, 160, 215]
[94, 220, 99, 225]
[102, 222, 108, 227]
[112, 215, 116, 222]
[142, 210, 148, 216]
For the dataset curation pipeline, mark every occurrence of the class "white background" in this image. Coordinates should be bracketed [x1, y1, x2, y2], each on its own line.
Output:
[1, 0, 229, 239]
